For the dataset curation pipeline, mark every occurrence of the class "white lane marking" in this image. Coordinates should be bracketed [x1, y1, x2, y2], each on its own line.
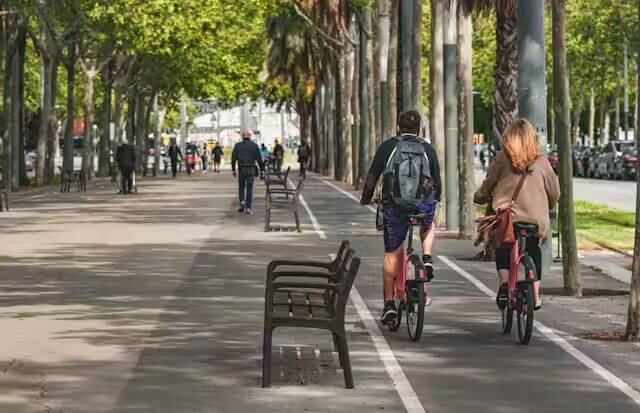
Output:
[299, 195, 327, 239]
[438, 255, 640, 408]
[347, 262, 426, 413]
[315, 176, 377, 213]
[317, 174, 640, 408]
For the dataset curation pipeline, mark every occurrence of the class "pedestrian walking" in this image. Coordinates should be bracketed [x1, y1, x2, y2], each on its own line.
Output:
[201, 143, 209, 173]
[212, 142, 224, 173]
[168, 141, 183, 178]
[273, 139, 284, 172]
[297, 139, 312, 179]
[115, 139, 136, 194]
[232, 129, 265, 215]
[479, 149, 486, 171]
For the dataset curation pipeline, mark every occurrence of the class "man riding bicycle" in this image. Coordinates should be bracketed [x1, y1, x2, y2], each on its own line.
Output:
[360, 110, 442, 323]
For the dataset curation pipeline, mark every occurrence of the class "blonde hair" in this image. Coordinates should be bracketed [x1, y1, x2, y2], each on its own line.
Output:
[502, 119, 540, 172]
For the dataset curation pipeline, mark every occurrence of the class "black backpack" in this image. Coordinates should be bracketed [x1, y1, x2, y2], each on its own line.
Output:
[382, 135, 432, 210]
[298, 144, 309, 159]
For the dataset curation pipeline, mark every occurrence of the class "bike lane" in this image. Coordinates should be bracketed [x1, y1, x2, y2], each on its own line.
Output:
[301, 175, 639, 413]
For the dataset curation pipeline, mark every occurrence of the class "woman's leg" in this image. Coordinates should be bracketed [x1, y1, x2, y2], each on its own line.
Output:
[527, 237, 543, 302]
[494, 246, 511, 308]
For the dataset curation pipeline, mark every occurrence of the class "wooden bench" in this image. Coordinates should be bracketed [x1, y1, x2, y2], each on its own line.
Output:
[264, 177, 303, 232]
[59, 168, 87, 193]
[264, 166, 291, 193]
[262, 242, 360, 389]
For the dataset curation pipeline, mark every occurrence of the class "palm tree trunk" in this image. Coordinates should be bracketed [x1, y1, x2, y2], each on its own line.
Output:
[626, 1, 640, 339]
[492, 2, 518, 144]
[553, 0, 581, 296]
[457, 8, 474, 239]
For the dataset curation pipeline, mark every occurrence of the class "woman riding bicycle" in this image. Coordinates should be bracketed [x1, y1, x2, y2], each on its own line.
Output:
[474, 119, 560, 311]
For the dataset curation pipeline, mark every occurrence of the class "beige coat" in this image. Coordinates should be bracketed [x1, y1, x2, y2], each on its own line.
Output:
[474, 151, 561, 238]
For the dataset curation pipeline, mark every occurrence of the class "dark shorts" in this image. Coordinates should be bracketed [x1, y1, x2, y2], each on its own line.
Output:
[495, 236, 543, 280]
[382, 201, 437, 253]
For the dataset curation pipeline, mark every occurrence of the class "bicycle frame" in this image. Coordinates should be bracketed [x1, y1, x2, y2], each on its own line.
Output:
[508, 230, 536, 303]
[395, 217, 428, 303]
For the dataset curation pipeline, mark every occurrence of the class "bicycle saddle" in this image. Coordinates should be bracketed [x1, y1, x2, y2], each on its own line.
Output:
[513, 222, 539, 236]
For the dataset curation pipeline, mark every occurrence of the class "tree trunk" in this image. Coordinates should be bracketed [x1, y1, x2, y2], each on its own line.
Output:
[341, 17, 355, 185]
[379, 0, 393, 140]
[17, 25, 26, 187]
[114, 88, 125, 146]
[312, 94, 322, 173]
[372, 7, 381, 150]
[334, 64, 343, 181]
[598, 98, 608, 145]
[457, 8, 474, 239]
[63, 43, 75, 174]
[45, 58, 59, 184]
[352, 21, 361, 186]
[3, 30, 16, 191]
[367, 11, 377, 160]
[98, 62, 112, 177]
[127, 91, 136, 146]
[82, 72, 97, 179]
[154, 96, 164, 175]
[359, 12, 371, 187]
[411, 0, 422, 114]
[613, 90, 620, 141]
[626, 2, 640, 339]
[430, 0, 445, 227]
[572, 90, 582, 145]
[142, 93, 154, 175]
[588, 87, 595, 146]
[388, 0, 398, 136]
[37, 55, 57, 185]
[493, 3, 518, 144]
[135, 94, 146, 174]
[553, 0, 581, 296]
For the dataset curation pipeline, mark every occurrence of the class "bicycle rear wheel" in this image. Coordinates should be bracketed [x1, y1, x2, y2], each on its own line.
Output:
[517, 256, 536, 345]
[501, 305, 513, 334]
[406, 278, 425, 342]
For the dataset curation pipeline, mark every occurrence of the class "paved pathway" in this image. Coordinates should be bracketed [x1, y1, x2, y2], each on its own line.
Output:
[0, 172, 639, 412]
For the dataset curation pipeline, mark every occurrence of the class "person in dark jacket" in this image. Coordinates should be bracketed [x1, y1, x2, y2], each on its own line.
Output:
[273, 139, 284, 172]
[297, 139, 312, 178]
[167, 141, 183, 178]
[116, 140, 136, 194]
[232, 130, 265, 215]
[212, 142, 224, 173]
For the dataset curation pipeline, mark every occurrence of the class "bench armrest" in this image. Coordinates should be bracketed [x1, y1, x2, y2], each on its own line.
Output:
[268, 260, 332, 273]
[268, 270, 338, 284]
[271, 281, 337, 292]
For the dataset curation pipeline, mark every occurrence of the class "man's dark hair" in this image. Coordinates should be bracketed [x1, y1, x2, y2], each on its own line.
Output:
[398, 110, 421, 135]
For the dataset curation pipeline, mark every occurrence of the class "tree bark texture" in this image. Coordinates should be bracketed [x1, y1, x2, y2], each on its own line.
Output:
[411, 0, 422, 114]
[341, 18, 355, 185]
[63, 43, 76, 174]
[98, 63, 112, 177]
[82, 71, 97, 179]
[493, 3, 518, 145]
[626, 0, 640, 341]
[552, 0, 581, 296]
[588, 87, 595, 145]
[388, 0, 398, 136]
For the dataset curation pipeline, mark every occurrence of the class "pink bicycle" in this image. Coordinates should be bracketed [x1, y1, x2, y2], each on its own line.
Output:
[387, 214, 430, 342]
[501, 222, 539, 345]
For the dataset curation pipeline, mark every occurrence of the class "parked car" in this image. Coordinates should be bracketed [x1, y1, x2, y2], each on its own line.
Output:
[579, 146, 602, 178]
[572, 146, 586, 176]
[622, 148, 638, 180]
[547, 150, 559, 173]
[593, 141, 635, 179]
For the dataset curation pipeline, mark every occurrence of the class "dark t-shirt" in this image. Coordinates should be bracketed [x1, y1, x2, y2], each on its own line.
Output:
[361, 135, 442, 205]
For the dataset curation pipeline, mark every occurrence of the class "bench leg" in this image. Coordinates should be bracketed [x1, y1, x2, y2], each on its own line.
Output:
[336, 333, 354, 389]
[332, 332, 341, 368]
[262, 326, 274, 388]
[265, 207, 271, 232]
[293, 208, 301, 232]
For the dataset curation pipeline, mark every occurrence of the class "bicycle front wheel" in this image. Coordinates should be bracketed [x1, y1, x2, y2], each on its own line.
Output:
[517, 256, 536, 345]
[406, 278, 425, 342]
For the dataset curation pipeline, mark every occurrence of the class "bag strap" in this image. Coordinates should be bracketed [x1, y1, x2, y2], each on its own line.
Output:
[510, 170, 529, 206]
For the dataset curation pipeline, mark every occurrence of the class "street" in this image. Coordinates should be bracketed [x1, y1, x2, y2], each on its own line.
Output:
[573, 177, 637, 212]
[0, 172, 639, 412]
